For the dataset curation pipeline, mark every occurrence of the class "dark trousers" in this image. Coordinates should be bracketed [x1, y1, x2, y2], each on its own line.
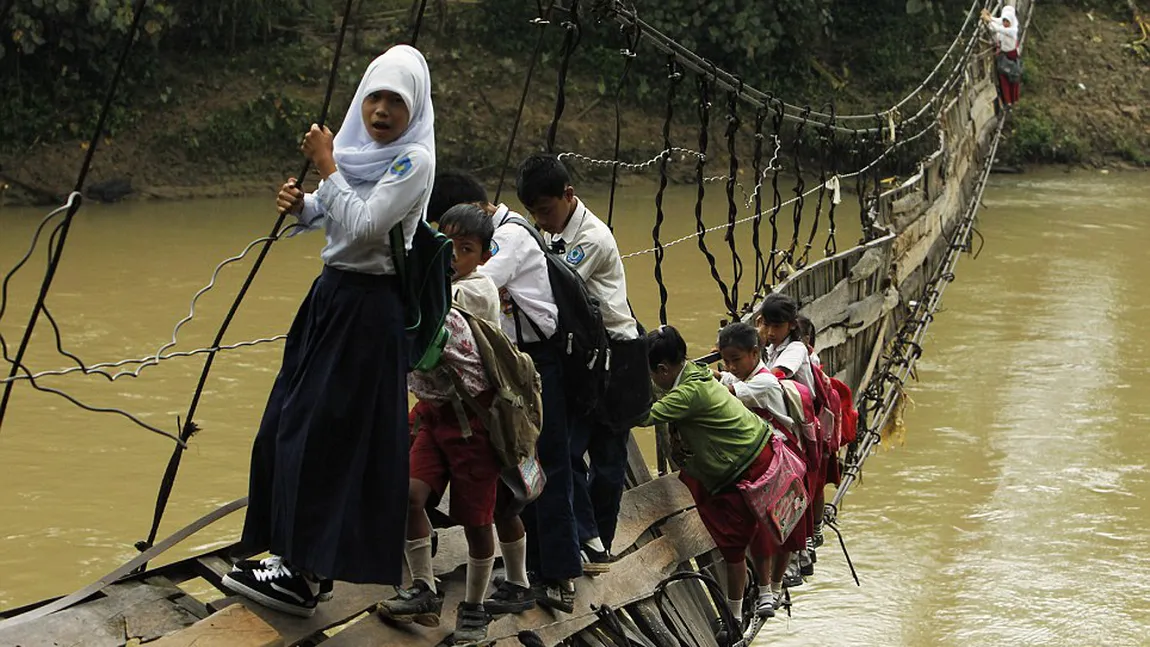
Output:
[571, 417, 630, 551]
[520, 342, 583, 581]
[241, 266, 408, 584]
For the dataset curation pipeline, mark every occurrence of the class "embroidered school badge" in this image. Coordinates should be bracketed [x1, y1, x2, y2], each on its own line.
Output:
[490, 241, 500, 256]
[565, 244, 586, 266]
[390, 155, 413, 178]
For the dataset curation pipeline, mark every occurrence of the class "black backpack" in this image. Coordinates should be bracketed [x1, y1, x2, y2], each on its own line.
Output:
[390, 220, 453, 372]
[502, 215, 610, 412]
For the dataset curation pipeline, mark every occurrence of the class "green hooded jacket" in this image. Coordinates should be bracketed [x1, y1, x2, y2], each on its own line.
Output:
[643, 362, 768, 493]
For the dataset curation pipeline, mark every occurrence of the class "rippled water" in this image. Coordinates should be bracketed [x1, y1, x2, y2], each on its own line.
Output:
[1, 171, 1147, 646]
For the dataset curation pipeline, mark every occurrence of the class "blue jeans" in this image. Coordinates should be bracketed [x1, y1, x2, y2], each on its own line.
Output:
[571, 417, 630, 551]
[519, 342, 582, 581]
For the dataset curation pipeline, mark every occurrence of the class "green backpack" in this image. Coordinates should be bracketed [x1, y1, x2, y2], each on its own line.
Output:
[390, 221, 453, 372]
[446, 306, 543, 469]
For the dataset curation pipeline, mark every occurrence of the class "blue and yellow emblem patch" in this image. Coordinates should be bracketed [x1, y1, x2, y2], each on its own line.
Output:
[390, 155, 413, 178]
[490, 241, 500, 256]
[565, 244, 586, 266]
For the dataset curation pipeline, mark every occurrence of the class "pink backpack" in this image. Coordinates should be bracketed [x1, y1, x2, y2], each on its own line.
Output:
[737, 434, 810, 543]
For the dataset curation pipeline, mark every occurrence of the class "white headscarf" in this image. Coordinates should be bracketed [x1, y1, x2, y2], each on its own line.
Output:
[995, 5, 1020, 51]
[332, 45, 436, 184]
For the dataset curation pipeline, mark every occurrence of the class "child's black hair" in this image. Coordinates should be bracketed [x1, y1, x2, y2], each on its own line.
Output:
[647, 325, 688, 370]
[428, 169, 489, 223]
[439, 204, 495, 253]
[717, 321, 760, 353]
[796, 315, 816, 347]
[515, 153, 571, 207]
[758, 293, 800, 325]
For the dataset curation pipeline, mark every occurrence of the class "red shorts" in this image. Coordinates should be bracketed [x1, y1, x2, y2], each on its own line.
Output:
[409, 395, 501, 527]
[680, 442, 805, 562]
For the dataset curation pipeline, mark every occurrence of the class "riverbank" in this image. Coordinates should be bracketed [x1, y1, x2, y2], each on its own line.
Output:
[0, 2, 1144, 207]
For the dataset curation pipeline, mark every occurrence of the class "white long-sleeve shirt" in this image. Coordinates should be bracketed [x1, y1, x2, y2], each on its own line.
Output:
[293, 146, 431, 275]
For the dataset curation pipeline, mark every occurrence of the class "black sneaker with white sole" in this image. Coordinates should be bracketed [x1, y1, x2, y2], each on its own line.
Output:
[451, 601, 492, 645]
[232, 556, 334, 601]
[580, 545, 613, 575]
[221, 559, 318, 617]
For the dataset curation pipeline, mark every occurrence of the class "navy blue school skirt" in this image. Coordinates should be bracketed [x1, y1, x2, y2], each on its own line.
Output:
[241, 265, 408, 584]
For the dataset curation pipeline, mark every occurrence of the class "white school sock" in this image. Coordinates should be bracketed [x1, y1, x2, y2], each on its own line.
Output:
[499, 536, 531, 588]
[584, 536, 606, 552]
[405, 536, 436, 593]
[466, 554, 496, 604]
[770, 580, 783, 595]
[728, 596, 743, 622]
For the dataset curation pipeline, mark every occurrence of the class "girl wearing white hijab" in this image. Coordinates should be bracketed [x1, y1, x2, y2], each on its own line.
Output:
[983, 4, 1022, 106]
[222, 45, 436, 617]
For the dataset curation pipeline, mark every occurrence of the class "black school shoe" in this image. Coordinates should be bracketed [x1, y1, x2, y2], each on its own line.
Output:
[232, 556, 334, 601]
[221, 559, 318, 617]
[484, 580, 537, 615]
[534, 579, 575, 614]
[377, 580, 445, 627]
[451, 601, 493, 645]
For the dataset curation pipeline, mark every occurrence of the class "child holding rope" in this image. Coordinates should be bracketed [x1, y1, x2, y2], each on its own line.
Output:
[644, 325, 782, 625]
[713, 321, 809, 612]
[224, 45, 436, 617]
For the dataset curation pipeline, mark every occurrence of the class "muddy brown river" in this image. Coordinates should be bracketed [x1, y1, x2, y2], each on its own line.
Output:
[1, 170, 1147, 645]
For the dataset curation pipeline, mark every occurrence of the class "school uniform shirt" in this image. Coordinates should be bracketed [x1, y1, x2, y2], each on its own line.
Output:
[482, 204, 558, 344]
[543, 198, 640, 341]
[453, 271, 501, 326]
[765, 339, 816, 395]
[719, 361, 794, 430]
[408, 308, 491, 403]
[293, 146, 432, 275]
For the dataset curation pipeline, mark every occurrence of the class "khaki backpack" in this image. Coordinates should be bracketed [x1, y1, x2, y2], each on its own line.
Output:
[446, 306, 543, 469]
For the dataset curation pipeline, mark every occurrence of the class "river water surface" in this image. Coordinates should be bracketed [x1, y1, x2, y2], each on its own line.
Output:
[0, 170, 1146, 646]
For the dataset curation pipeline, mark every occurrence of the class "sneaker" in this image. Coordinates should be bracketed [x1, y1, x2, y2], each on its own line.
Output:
[377, 580, 444, 627]
[535, 580, 575, 614]
[232, 556, 334, 601]
[811, 528, 825, 549]
[451, 601, 492, 645]
[771, 590, 786, 610]
[221, 559, 318, 617]
[754, 594, 776, 619]
[580, 545, 613, 575]
[484, 580, 537, 615]
[799, 550, 814, 577]
[783, 561, 804, 588]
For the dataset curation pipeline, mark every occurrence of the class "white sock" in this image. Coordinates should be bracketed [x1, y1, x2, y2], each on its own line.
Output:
[405, 536, 436, 593]
[499, 536, 530, 588]
[466, 554, 496, 604]
[728, 596, 743, 622]
[584, 536, 606, 552]
[770, 580, 783, 595]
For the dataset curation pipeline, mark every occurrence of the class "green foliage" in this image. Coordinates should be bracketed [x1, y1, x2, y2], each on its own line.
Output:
[162, 92, 317, 161]
[0, 0, 332, 149]
[1004, 103, 1084, 163]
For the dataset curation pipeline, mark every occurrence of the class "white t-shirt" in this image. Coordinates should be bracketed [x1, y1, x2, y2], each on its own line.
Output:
[481, 204, 559, 343]
[764, 339, 816, 395]
[543, 199, 640, 341]
[453, 271, 501, 327]
[719, 361, 794, 429]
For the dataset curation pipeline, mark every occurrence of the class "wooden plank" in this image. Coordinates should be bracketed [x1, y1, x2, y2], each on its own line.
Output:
[149, 604, 283, 647]
[0, 581, 199, 647]
[322, 511, 716, 647]
[214, 580, 394, 647]
[626, 599, 680, 647]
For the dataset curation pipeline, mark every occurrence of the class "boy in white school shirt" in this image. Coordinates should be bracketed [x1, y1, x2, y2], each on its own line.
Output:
[515, 154, 652, 576]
